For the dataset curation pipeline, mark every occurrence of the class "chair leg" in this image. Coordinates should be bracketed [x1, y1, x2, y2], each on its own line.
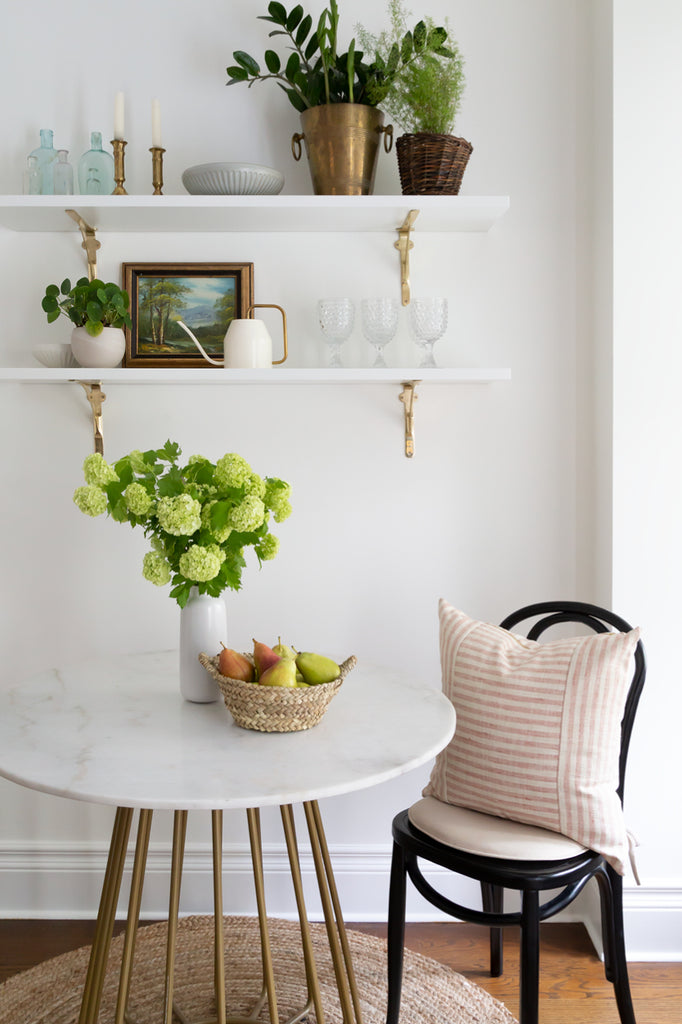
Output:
[386, 841, 407, 1024]
[480, 882, 504, 976]
[595, 866, 637, 1024]
[519, 890, 540, 1024]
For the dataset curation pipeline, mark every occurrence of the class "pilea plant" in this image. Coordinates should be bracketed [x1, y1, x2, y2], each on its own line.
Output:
[42, 277, 132, 336]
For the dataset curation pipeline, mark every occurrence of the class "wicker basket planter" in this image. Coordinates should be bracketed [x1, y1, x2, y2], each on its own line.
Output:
[199, 653, 357, 733]
[396, 132, 473, 196]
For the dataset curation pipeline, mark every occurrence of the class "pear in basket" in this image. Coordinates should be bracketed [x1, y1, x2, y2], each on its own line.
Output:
[259, 659, 297, 688]
[218, 644, 254, 682]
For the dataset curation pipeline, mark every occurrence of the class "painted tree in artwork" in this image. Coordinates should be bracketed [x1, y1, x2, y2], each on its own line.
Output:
[213, 284, 237, 333]
[139, 278, 192, 348]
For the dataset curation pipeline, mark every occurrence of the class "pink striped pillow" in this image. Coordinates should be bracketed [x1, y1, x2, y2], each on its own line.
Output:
[424, 601, 640, 874]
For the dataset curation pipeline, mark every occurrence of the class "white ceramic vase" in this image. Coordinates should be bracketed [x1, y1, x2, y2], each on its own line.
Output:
[70, 325, 125, 368]
[179, 588, 228, 703]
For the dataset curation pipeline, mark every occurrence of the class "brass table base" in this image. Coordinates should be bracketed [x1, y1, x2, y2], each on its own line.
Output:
[77, 801, 363, 1024]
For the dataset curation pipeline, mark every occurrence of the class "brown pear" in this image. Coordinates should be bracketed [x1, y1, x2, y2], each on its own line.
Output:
[218, 644, 254, 682]
[252, 639, 280, 678]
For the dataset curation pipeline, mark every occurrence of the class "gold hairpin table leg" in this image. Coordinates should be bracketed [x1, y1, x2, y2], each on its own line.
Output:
[280, 804, 326, 1024]
[246, 807, 279, 1024]
[304, 800, 364, 1024]
[164, 810, 188, 1024]
[115, 809, 153, 1024]
[78, 807, 134, 1024]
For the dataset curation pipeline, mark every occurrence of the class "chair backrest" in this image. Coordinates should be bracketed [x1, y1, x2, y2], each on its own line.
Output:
[498, 600, 646, 806]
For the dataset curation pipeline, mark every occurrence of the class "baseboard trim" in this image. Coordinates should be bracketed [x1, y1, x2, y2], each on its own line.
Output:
[1, 842, 680, 959]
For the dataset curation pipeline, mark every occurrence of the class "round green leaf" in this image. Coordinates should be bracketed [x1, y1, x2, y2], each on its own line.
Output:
[265, 49, 281, 73]
[226, 66, 249, 83]
[233, 50, 261, 76]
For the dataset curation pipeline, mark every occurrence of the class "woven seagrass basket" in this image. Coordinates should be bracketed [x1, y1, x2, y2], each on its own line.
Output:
[199, 653, 356, 733]
[396, 132, 473, 195]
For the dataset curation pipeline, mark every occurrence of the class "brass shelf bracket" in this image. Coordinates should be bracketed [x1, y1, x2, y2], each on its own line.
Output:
[77, 381, 106, 455]
[394, 209, 420, 306]
[65, 209, 101, 281]
[399, 380, 419, 458]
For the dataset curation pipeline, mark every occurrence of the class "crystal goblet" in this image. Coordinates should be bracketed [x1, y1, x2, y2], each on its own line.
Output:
[409, 297, 448, 367]
[361, 297, 400, 368]
[317, 298, 355, 367]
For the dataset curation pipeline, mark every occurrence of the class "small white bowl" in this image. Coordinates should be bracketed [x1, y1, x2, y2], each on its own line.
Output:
[182, 162, 284, 196]
[33, 343, 79, 368]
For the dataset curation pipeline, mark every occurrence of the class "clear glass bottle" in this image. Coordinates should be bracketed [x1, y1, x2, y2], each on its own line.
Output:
[28, 128, 58, 194]
[22, 155, 42, 195]
[78, 131, 115, 195]
[53, 149, 74, 194]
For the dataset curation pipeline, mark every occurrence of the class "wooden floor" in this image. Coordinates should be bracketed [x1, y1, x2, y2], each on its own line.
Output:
[1, 920, 681, 1023]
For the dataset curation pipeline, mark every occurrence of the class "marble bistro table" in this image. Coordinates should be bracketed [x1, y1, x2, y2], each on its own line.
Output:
[0, 650, 456, 1024]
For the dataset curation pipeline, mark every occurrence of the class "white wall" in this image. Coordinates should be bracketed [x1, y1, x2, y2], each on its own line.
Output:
[0, 0, 677, 959]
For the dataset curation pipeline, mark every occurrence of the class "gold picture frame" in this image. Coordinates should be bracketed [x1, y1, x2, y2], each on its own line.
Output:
[122, 262, 254, 368]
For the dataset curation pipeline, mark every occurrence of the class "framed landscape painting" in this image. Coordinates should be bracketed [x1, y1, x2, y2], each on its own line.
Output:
[122, 262, 254, 367]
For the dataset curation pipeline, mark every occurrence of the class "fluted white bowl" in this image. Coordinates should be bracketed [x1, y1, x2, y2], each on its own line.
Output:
[33, 343, 80, 368]
[182, 162, 284, 196]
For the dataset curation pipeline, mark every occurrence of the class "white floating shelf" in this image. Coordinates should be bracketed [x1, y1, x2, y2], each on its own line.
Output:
[0, 194, 509, 234]
[1, 367, 511, 385]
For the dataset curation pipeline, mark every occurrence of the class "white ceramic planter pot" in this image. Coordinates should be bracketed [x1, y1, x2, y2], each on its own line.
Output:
[70, 325, 126, 368]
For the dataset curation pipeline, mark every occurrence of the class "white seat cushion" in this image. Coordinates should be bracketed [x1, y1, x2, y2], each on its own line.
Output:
[409, 796, 588, 861]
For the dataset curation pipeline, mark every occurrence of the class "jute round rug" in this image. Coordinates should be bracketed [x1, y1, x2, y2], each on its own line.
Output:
[0, 915, 517, 1024]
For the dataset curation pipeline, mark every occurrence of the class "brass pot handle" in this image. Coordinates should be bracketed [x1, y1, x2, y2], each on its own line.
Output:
[380, 123, 394, 153]
[247, 303, 288, 365]
[291, 133, 304, 161]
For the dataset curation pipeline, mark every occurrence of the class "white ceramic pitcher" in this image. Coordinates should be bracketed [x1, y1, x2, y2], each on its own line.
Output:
[176, 303, 288, 368]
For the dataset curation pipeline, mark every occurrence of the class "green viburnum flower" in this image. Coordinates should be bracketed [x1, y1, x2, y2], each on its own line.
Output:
[83, 453, 118, 486]
[124, 482, 153, 517]
[264, 478, 292, 520]
[272, 499, 292, 524]
[215, 453, 252, 489]
[73, 484, 107, 517]
[156, 494, 201, 536]
[227, 495, 266, 533]
[244, 472, 266, 498]
[207, 543, 226, 565]
[257, 534, 279, 561]
[187, 453, 209, 465]
[142, 550, 171, 586]
[178, 544, 222, 582]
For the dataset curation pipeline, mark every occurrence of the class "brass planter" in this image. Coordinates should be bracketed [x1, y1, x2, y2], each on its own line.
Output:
[292, 104, 393, 196]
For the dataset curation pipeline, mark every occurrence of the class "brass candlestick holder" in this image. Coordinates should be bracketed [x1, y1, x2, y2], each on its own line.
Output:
[111, 139, 128, 195]
[150, 146, 165, 195]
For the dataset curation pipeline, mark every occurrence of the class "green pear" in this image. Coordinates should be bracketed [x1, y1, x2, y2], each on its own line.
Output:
[272, 636, 296, 660]
[295, 651, 340, 685]
[259, 657, 298, 687]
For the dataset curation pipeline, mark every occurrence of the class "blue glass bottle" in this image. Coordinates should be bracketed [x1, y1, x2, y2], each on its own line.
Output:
[28, 129, 58, 194]
[78, 131, 115, 195]
[53, 150, 74, 194]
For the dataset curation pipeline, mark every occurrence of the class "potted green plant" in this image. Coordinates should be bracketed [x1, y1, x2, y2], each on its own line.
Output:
[226, 0, 454, 195]
[357, 1, 471, 195]
[41, 276, 132, 368]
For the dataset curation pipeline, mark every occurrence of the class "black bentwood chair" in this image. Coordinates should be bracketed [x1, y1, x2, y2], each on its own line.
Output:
[386, 601, 646, 1024]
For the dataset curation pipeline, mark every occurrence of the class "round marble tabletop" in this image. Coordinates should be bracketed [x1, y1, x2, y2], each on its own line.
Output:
[0, 650, 455, 810]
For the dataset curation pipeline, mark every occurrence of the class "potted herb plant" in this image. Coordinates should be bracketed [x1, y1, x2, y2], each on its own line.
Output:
[226, 0, 453, 195]
[357, 1, 471, 195]
[41, 276, 132, 368]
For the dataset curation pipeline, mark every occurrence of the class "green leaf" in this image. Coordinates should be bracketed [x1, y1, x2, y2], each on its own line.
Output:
[85, 320, 104, 337]
[170, 580, 193, 608]
[42, 295, 58, 313]
[44, 284, 59, 298]
[157, 466, 185, 496]
[401, 31, 413, 62]
[278, 83, 308, 111]
[210, 500, 231, 533]
[226, 66, 249, 83]
[233, 50, 261, 76]
[427, 26, 447, 49]
[264, 49, 281, 73]
[413, 21, 427, 51]
[266, 1, 287, 25]
[386, 42, 399, 75]
[86, 300, 103, 322]
[286, 4, 303, 31]
[296, 13, 312, 46]
[159, 440, 182, 462]
[285, 51, 300, 81]
[304, 31, 319, 61]
[60, 280, 71, 295]
[46, 309, 60, 324]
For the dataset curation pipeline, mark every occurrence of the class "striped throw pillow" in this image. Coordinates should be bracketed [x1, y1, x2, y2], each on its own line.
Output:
[423, 600, 640, 874]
